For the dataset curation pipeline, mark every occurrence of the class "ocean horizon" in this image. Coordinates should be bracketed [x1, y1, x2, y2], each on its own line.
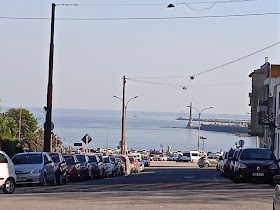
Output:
[2, 107, 254, 153]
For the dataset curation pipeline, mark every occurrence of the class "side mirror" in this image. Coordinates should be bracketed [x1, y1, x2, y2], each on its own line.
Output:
[274, 175, 280, 184]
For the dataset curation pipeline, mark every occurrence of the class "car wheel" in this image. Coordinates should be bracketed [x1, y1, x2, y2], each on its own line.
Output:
[57, 173, 63, 185]
[63, 174, 68, 184]
[89, 170, 94, 180]
[51, 174, 57, 186]
[204, 163, 209, 168]
[40, 175, 47, 186]
[3, 178, 16, 194]
[199, 165, 203, 168]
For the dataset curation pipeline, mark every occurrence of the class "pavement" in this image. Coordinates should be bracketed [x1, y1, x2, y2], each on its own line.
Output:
[0, 160, 274, 210]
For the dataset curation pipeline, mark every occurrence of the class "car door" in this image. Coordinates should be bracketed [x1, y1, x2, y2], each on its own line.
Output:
[44, 153, 54, 182]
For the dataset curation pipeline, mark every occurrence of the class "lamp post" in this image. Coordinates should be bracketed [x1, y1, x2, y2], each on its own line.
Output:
[187, 105, 213, 152]
[114, 94, 138, 154]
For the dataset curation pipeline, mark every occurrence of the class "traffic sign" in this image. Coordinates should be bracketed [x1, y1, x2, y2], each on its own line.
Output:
[239, 139, 245, 147]
[81, 134, 92, 144]
[74, 143, 82, 147]
[44, 122, 54, 131]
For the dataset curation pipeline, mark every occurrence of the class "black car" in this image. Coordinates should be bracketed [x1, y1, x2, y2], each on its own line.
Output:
[49, 152, 68, 185]
[75, 154, 94, 180]
[88, 155, 105, 179]
[232, 148, 279, 183]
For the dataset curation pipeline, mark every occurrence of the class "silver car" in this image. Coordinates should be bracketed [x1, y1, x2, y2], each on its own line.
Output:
[12, 152, 56, 186]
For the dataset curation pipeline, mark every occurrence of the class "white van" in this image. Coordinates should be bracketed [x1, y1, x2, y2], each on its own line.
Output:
[0, 151, 16, 194]
[182, 151, 201, 162]
[189, 151, 201, 163]
[182, 151, 191, 162]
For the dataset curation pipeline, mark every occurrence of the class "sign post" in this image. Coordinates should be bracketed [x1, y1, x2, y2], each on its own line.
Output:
[81, 134, 92, 154]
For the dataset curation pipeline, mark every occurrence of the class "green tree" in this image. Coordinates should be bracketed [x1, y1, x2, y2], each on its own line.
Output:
[5, 108, 38, 145]
[0, 115, 17, 140]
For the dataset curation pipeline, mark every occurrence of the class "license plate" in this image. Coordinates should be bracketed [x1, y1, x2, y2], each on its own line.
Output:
[253, 173, 264, 177]
[17, 177, 26, 181]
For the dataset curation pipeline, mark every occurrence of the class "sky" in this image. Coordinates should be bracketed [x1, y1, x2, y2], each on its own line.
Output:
[0, 0, 279, 115]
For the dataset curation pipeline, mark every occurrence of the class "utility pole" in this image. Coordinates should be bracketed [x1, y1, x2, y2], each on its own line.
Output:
[121, 76, 126, 154]
[44, 3, 56, 152]
[187, 102, 193, 128]
[18, 106, 22, 142]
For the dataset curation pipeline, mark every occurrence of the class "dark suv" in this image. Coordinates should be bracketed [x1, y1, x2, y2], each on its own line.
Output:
[49, 152, 68, 185]
[75, 154, 94, 180]
[232, 148, 279, 183]
[88, 155, 105, 179]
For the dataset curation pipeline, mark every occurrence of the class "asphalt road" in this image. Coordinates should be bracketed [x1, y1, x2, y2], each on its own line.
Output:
[0, 161, 275, 210]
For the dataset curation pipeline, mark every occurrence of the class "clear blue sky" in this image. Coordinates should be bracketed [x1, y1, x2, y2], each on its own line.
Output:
[0, 0, 279, 115]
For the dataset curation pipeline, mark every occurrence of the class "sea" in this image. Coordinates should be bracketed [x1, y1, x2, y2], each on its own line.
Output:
[3, 107, 256, 153]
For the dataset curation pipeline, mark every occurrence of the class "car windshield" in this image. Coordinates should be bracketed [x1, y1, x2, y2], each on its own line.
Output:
[89, 156, 97, 162]
[76, 155, 86, 163]
[228, 149, 235, 158]
[103, 157, 110, 163]
[129, 157, 134, 162]
[50, 154, 59, 163]
[183, 153, 190, 157]
[12, 154, 42, 165]
[64, 156, 74, 165]
[98, 156, 103, 161]
[240, 150, 275, 160]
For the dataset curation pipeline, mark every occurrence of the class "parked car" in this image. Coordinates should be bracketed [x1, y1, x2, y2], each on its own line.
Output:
[75, 154, 94, 180]
[129, 156, 140, 173]
[217, 152, 228, 175]
[88, 155, 105, 178]
[115, 157, 124, 176]
[63, 155, 82, 181]
[198, 156, 218, 168]
[0, 151, 16, 194]
[228, 149, 241, 180]
[168, 154, 179, 161]
[149, 154, 159, 161]
[137, 159, 145, 172]
[103, 156, 114, 177]
[109, 156, 118, 176]
[273, 175, 280, 210]
[12, 152, 56, 186]
[222, 148, 236, 177]
[157, 154, 168, 161]
[142, 156, 151, 166]
[113, 154, 131, 176]
[49, 152, 68, 185]
[232, 148, 279, 183]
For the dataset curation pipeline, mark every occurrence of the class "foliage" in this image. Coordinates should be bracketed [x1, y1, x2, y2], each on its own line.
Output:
[5, 108, 38, 143]
[0, 115, 17, 140]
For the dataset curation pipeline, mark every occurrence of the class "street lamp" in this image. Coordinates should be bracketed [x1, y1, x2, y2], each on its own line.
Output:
[114, 95, 138, 154]
[187, 105, 213, 152]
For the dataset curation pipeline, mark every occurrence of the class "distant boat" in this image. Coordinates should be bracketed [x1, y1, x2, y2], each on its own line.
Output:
[176, 116, 188, 120]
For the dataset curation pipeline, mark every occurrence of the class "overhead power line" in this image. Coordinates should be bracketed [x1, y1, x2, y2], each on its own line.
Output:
[56, 0, 261, 6]
[129, 41, 280, 80]
[0, 12, 279, 21]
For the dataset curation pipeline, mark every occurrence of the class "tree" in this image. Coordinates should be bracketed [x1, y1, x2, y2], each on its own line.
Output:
[5, 108, 37, 146]
[0, 115, 17, 141]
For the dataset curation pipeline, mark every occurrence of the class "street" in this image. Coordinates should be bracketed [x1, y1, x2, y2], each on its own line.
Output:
[1, 161, 274, 210]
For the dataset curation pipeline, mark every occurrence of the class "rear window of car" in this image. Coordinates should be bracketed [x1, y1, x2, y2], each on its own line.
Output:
[50, 154, 59, 163]
[0, 154, 8, 163]
[64, 156, 74, 165]
[103, 157, 110, 163]
[75, 155, 86, 163]
[240, 150, 275, 160]
[89, 156, 97, 162]
[12, 154, 42, 164]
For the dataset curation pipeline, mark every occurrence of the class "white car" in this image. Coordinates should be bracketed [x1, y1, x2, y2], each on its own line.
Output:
[0, 151, 16, 194]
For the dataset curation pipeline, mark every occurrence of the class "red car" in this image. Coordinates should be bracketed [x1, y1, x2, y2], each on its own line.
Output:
[128, 157, 140, 173]
[63, 155, 81, 181]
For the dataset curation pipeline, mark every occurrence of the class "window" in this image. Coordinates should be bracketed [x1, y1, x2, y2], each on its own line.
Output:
[0, 154, 8, 163]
